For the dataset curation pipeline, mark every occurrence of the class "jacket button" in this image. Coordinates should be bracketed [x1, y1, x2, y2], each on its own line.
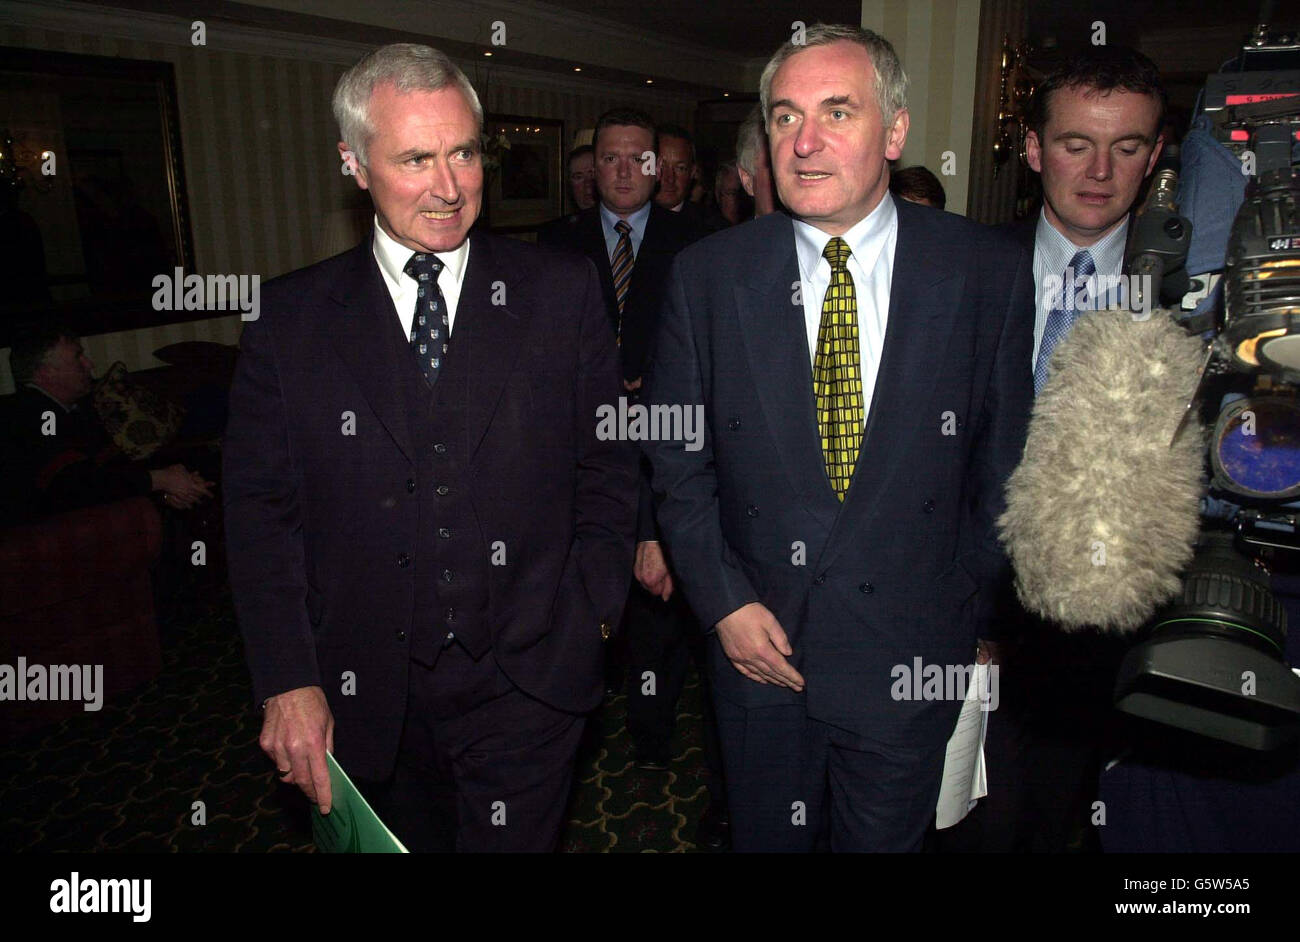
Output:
[436, 485, 449, 496]
[442, 569, 453, 583]
[397, 553, 410, 567]
[406, 478, 416, 493]
[396, 630, 407, 641]
[438, 527, 451, 539]
[600, 620, 612, 640]
[923, 499, 935, 513]
[859, 582, 874, 594]
[728, 417, 741, 431]
[813, 574, 826, 585]
[445, 607, 455, 622]
[746, 504, 759, 517]
[433, 442, 447, 455]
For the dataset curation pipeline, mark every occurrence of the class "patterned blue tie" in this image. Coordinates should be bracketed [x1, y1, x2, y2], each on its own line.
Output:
[1034, 249, 1095, 396]
[404, 252, 449, 385]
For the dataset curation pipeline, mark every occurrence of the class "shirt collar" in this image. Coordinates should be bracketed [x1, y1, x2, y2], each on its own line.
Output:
[1035, 209, 1130, 277]
[23, 381, 75, 411]
[371, 216, 470, 289]
[792, 191, 898, 282]
[599, 199, 652, 240]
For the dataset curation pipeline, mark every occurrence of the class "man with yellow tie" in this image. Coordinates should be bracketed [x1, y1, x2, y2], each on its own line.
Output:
[641, 23, 1035, 851]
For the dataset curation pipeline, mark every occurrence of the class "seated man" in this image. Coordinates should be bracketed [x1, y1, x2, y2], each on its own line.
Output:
[1, 323, 212, 527]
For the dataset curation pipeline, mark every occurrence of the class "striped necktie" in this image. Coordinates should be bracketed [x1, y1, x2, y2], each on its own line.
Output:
[610, 219, 634, 343]
[1034, 249, 1094, 395]
[813, 236, 865, 500]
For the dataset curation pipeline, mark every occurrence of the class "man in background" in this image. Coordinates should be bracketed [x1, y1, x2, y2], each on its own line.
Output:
[890, 165, 946, 209]
[655, 124, 714, 238]
[568, 143, 597, 212]
[1, 323, 212, 526]
[537, 108, 729, 845]
[713, 160, 751, 227]
[536, 144, 596, 242]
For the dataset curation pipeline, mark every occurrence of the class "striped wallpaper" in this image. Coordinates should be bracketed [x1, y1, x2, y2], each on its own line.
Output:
[0, 10, 695, 392]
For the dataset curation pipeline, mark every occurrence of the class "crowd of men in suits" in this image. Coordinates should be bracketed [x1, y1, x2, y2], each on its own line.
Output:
[213, 27, 1180, 853]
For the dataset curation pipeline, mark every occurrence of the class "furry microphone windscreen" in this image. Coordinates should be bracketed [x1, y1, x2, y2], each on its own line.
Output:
[998, 309, 1207, 632]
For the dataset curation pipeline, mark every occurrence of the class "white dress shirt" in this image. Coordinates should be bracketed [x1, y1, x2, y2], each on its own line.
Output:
[371, 217, 470, 340]
[1031, 210, 1129, 368]
[792, 192, 899, 428]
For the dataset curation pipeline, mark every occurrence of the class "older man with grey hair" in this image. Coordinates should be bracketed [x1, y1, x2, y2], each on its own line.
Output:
[223, 42, 638, 852]
[641, 23, 1034, 851]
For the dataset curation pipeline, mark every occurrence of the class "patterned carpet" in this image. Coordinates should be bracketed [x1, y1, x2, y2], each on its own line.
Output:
[0, 580, 715, 853]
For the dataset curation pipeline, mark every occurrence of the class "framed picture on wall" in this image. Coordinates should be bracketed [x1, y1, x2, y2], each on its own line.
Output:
[0, 46, 195, 346]
[482, 114, 565, 234]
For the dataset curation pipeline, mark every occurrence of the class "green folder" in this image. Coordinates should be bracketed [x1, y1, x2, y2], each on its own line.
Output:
[311, 753, 409, 853]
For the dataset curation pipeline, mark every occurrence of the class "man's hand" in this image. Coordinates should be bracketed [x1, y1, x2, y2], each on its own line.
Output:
[715, 602, 804, 690]
[150, 464, 214, 509]
[260, 685, 335, 813]
[634, 540, 673, 600]
[976, 638, 1002, 665]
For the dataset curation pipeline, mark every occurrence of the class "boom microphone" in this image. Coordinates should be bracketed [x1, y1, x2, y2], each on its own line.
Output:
[999, 308, 1207, 632]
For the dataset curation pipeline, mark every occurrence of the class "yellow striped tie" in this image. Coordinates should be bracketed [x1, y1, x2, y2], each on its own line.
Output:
[813, 236, 865, 500]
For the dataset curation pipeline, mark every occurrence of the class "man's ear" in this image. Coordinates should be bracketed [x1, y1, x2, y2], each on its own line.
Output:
[1144, 135, 1166, 178]
[1024, 130, 1043, 174]
[884, 108, 909, 162]
[738, 166, 756, 198]
[338, 142, 366, 188]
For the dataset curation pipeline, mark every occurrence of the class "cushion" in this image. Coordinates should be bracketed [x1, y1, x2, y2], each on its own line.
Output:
[92, 361, 185, 460]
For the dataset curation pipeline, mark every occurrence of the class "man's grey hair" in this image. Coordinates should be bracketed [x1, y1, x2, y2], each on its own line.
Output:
[332, 43, 484, 166]
[735, 105, 765, 175]
[758, 23, 908, 129]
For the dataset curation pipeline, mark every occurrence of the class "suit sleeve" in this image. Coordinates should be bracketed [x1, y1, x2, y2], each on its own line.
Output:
[642, 257, 759, 629]
[966, 242, 1035, 639]
[222, 304, 322, 707]
[572, 258, 640, 626]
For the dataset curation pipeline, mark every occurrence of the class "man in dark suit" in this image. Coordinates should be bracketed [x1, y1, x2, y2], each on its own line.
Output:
[222, 43, 637, 853]
[642, 24, 1034, 852]
[535, 144, 595, 244]
[536, 108, 730, 844]
[654, 124, 717, 240]
[537, 109, 695, 391]
[941, 46, 1167, 853]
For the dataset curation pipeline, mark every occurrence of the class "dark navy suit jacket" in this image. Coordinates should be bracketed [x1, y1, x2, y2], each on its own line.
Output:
[222, 232, 638, 781]
[642, 198, 1035, 748]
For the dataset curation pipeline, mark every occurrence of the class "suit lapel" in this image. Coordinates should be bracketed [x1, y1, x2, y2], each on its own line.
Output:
[818, 199, 965, 569]
[735, 214, 840, 533]
[326, 238, 417, 464]
[578, 208, 618, 317]
[456, 234, 528, 457]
